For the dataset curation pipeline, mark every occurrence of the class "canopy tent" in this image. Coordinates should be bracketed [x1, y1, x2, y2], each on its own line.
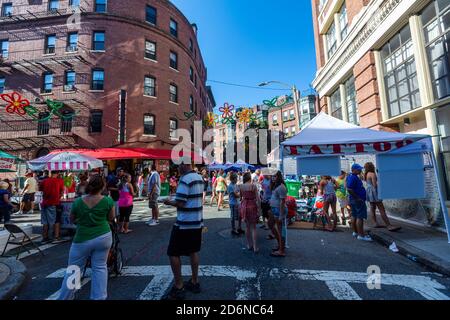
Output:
[52, 148, 202, 161]
[207, 161, 227, 171]
[281, 113, 450, 243]
[225, 160, 256, 172]
[28, 152, 104, 171]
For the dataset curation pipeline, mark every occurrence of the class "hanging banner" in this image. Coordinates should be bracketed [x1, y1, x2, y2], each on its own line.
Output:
[283, 140, 420, 156]
[0, 158, 15, 171]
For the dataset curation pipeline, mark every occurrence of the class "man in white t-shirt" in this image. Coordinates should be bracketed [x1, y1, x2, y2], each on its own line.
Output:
[19, 171, 37, 215]
[146, 165, 161, 226]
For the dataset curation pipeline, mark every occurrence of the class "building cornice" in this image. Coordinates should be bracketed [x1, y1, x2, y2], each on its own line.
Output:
[312, 0, 419, 96]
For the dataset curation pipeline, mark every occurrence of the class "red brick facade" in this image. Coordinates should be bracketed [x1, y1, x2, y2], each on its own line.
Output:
[0, 0, 214, 159]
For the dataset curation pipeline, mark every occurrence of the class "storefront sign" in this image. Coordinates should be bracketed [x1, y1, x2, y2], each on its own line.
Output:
[157, 160, 170, 172]
[284, 140, 416, 156]
[0, 158, 15, 171]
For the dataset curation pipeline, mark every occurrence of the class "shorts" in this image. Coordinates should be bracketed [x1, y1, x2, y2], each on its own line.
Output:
[271, 207, 288, 219]
[216, 190, 225, 194]
[41, 206, 57, 225]
[55, 205, 63, 224]
[167, 226, 203, 257]
[337, 197, 348, 208]
[230, 205, 240, 221]
[261, 202, 271, 219]
[22, 193, 35, 202]
[324, 194, 337, 204]
[148, 193, 160, 209]
[350, 200, 367, 220]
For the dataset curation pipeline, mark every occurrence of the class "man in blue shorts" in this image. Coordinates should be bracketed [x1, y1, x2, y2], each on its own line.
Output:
[346, 164, 372, 242]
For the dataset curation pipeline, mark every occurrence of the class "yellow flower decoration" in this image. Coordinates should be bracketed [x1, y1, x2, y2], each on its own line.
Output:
[236, 108, 256, 124]
[204, 112, 219, 127]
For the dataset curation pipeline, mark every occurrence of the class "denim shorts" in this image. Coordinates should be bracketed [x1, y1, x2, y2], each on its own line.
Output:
[350, 200, 367, 220]
[271, 207, 288, 219]
[41, 205, 57, 225]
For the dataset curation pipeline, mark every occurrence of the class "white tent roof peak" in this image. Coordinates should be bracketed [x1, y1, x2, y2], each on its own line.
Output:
[282, 112, 430, 147]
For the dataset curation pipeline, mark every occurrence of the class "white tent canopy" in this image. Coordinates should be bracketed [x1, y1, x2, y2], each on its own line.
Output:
[281, 113, 449, 243]
[282, 113, 430, 156]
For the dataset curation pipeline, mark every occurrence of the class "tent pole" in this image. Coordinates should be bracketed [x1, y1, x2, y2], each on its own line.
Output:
[430, 151, 450, 244]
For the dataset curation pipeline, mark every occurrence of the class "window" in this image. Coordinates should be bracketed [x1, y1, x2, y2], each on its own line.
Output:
[90, 110, 102, 133]
[0, 77, 5, 93]
[64, 70, 76, 91]
[330, 88, 342, 119]
[189, 39, 194, 53]
[291, 126, 296, 135]
[145, 40, 156, 60]
[144, 114, 155, 135]
[95, 0, 106, 13]
[339, 3, 348, 40]
[144, 76, 156, 97]
[91, 69, 104, 90]
[284, 127, 289, 136]
[318, 0, 327, 12]
[272, 114, 278, 125]
[48, 0, 59, 11]
[69, 0, 80, 7]
[93, 31, 105, 51]
[42, 72, 53, 93]
[283, 111, 288, 121]
[37, 112, 50, 135]
[326, 22, 337, 59]
[190, 66, 194, 82]
[435, 105, 450, 199]
[169, 119, 178, 138]
[146, 5, 157, 25]
[194, 74, 197, 88]
[170, 51, 178, 70]
[1, 3, 12, 17]
[289, 109, 295, 120]
[45, 35, 56, 54]
[345, 76, 359, 125]
[169, 84, 178, 103]
[421, 0, 450, 101]
[190, 95, 194, 111]
[0, 39, 8, 59]
[170, 19, 178, 38]
[61, 110, 74, 133]
[67, 32, 78, 52]
[381, 24, 420, 117]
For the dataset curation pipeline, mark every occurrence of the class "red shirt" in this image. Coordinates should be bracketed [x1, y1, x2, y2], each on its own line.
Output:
[41, 177, 64, 206]
[286, 196, 297, 219]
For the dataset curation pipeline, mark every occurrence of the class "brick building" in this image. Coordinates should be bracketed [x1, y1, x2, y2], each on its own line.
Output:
[0, 0, 215, 161]
[311, 0, 450, 204]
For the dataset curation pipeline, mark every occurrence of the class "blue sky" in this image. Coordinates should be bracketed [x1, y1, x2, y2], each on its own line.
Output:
[171, 0, 317, 110]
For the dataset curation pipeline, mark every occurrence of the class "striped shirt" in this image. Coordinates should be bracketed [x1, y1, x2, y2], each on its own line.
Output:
[174, 171, 204, 230]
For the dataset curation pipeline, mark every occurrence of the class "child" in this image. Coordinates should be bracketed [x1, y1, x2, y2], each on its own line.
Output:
[285, 195, 298, 225]
[312, 190, 333, 232]
[227, 172, 242, 236]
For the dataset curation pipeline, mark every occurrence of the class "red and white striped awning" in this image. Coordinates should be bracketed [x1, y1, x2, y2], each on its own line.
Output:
[28, 152, 103, 172]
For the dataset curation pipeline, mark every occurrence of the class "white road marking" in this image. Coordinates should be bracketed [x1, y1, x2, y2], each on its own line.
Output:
[44, 265, 449, 301]
[16, 243, 57, 260]
[325, 281, 362, 300]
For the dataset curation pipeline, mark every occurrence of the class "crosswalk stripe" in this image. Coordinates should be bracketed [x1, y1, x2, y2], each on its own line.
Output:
[325, 281, 362, 300]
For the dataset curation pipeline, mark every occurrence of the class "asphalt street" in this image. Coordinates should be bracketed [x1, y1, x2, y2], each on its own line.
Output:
[14, 201, 450, 300]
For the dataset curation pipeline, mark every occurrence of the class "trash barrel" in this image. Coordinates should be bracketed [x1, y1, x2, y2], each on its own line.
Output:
[286, 181, 302, 199]
[160, 182, 170, 197]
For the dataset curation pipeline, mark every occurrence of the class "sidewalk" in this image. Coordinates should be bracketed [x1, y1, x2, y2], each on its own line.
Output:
[370, 218, 450, 276]
[0, 258, 27, 300]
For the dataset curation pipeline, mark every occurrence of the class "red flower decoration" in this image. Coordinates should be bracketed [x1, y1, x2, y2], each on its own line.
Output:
[1, 92, 30, 116]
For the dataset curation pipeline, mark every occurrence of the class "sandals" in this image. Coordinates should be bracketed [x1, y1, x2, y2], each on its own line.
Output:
[270, 251, 286, 258]
[266, 235, 275, 240]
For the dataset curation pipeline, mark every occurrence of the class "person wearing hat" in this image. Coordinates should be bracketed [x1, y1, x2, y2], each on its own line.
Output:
[0, 181, 12, 225]
[346, 164, 372, 242]
[18, 171, 37, 215]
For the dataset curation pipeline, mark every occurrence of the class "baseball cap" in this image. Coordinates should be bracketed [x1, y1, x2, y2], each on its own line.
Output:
[351, 164, 363, 171]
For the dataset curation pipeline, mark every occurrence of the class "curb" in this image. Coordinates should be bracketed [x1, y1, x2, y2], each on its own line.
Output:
[370, 231, 450, 277]
[0, 258, 27, 300]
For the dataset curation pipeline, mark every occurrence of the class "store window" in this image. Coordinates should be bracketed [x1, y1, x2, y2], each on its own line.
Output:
[421, 0, 450, 101]
[330, 88, 342, 120]
[345, 76, 359, 124]
[381, 24, 420, 118]
[435, 104, 450, 199]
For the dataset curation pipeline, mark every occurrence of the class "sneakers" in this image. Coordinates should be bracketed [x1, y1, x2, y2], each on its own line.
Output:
[352, 232, 358, 238]
[16, 211, 23, 215]
[26, 210, 34, 215]
[357, 235, 373, 242]
[147, 219, 160, 227]
[164, 286, 186, 300]
[184, 279, 201, 294]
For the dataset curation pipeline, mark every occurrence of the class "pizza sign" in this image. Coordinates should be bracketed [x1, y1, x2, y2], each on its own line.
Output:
[0, 158, 15, 171]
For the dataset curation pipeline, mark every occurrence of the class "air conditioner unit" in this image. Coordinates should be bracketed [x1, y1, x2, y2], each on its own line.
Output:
[64, 85, 75, 92]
